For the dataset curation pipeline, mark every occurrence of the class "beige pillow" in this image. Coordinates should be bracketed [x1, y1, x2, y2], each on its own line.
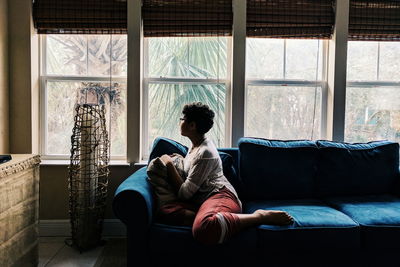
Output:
[147, 153, 185, 208]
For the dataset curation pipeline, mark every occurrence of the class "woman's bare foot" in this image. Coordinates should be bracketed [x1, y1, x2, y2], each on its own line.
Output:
[254, 209, 294, 225]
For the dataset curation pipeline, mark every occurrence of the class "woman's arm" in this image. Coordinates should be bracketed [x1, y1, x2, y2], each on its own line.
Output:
[160, 154, 184, 193]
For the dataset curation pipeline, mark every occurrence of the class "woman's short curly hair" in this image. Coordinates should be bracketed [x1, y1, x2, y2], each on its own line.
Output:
[182, 102, 215, 135]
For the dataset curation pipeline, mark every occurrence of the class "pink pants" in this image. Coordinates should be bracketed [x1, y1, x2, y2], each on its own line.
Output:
[157, 187, 242, 245]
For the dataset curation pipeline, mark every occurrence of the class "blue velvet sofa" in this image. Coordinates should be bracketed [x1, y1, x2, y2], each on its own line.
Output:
[113, 137, 400, 267]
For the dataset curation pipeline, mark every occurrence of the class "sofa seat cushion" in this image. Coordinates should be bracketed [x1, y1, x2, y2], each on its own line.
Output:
[238, 138, 318, 200]
[325, 194, 400, 249]
[244, 199, 360, 249]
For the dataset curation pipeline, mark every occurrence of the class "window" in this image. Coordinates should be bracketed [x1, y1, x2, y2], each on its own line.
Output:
[36, 1, 400, 163]
[345, 41, 400, 143]
[142, 37, 231, 159]
[40, 35, 127, 159]
[245, 38, 326, 140]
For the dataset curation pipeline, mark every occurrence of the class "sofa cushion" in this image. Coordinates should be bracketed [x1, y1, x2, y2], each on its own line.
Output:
[316, 140, 399, 197]
[217, 148, 243, 197]
[148, 137, 188, 163]
[238, 138, 318, 200]
[244, 199, 360, 249]
[325, 194, 400, 249]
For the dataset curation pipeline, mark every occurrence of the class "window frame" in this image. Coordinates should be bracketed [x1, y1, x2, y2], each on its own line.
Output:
[39, 34, 128, 161]
[141, 37, 233, 161]
[345, 40, 400, 142]
[244, 39, 329, 140]
[37, 0, 400, 163]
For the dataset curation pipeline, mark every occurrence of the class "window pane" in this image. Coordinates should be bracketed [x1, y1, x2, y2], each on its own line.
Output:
[246, 85, 321, 139]
[46, 35, 127, 77]
[87, 35, 111, 76]
[347, 41, 378, 81]
[379, 42, 400, 81]
[147, 37, 228, 79]
[111, 35, 128, 77]
[46, 81, 77, 154]
[46, 35, 87, 75]
[246, 38, 284, 79]
[147, 83, 226, 153]
[87, 35, 128, 77]
[345, 87, 400, 143]
[46, 81, 127, 156]
[246, 39, 323, 80]
[108, 82, 127, 156]
[285, 39, 323, 80]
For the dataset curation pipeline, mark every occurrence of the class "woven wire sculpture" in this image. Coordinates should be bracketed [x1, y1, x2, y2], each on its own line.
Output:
[68, 104, 110, 251]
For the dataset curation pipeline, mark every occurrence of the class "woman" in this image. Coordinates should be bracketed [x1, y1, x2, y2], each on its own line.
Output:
[159, 102, 294, 245]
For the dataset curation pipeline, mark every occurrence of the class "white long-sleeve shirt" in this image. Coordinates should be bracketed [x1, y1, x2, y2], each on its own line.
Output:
[178, 137, 241, 207]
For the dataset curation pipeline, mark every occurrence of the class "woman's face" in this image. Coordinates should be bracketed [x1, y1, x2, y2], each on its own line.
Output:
[179, 116, 196, 137]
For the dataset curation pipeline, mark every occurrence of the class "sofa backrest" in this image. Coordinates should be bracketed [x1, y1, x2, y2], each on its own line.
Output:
[238, 138, 318, 200]
[315, 140, 400, 197]
[148, 137, 400, 201]
[216, 148, 243, 197]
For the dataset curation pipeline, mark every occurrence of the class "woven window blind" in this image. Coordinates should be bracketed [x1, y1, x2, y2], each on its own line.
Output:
[142, 0, 233, 37]
[32, 0, 127, 34]
[247, 0, 335, 39]
[349, 0, 400, 41]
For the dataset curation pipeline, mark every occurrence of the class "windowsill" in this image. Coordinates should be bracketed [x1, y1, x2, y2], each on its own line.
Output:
[40, 159, 131, 166]
[134, 161, 147, 168]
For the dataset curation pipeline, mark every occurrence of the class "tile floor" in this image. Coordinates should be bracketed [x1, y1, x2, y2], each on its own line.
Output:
[39, 237, 104, 267]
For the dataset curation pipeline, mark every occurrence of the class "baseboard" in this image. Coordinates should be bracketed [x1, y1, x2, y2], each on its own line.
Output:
[39, 219, 126, 237]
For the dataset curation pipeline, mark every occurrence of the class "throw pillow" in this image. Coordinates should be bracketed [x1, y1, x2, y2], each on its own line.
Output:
[148, 137, 188, 164]
[147, 153, 186, 209]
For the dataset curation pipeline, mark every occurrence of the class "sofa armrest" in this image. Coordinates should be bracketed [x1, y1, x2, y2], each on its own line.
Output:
[112, 166, 154, 228]
[113, 166, 154, 267]
[397, 167, 400, 196]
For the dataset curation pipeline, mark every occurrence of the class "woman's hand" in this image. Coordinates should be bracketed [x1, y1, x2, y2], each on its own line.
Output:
[160, 154, 184, 193]
[160, 154, 173, 166]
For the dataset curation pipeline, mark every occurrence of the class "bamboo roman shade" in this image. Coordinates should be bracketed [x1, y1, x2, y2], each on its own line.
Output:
[32, 0, 127, 34]
[349, 0, 400, 41]
[247, 0, 335, 39]
[142, 0, 233, 37]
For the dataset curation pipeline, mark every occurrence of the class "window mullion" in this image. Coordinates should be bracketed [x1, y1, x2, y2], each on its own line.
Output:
[320, 40, 329, 139]
[142, 38, 150, 161]
[40, 77, 47, 156]
[40, 36, 46, 157]
[377, 42, 381, 81]
[127, 0, 142, 163]
[42, 76, 127, 82]
[347, 81, 400, 88]
[283, 39, 287, 79]
[225, 38, 233, 148]
[246, 79, 325, 87]
[327, 0, 350, 142]
[145, 77, 227, 84]
[231, 0, 246, 147]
